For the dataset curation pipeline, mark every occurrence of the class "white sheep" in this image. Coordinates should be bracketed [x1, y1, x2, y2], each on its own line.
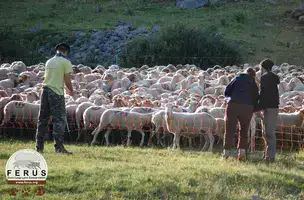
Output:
[75, 98, 104, 141]
[149, 74, 179, 91]
[0, 68, 11, 81]
[91, 109, 153, 147]
[0, 73, 18, 89]
[2, 101, 40, 128]
[163, 103, 216, 151]
[11, 61, 26, 74]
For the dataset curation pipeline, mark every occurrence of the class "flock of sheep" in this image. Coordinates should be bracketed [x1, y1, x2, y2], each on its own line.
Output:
[0, 61, 303, 151]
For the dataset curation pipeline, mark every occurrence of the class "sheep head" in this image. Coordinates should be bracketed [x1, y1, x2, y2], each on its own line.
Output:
[165, 103, 177, 119]
[127, 73, 137, 82]
[153, 100, 161, 107]
[7, 72, 18, 81]
[9, 94, 22, 101]
[25, 92, 39, 102]
[142, 99, 153, 107]
[0, 90, 8, 98]
[167, 64, 177, 72]
[113, 98, 127, 107]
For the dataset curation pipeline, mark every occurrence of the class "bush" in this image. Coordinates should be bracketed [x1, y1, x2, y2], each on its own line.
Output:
[120, 23, 242, 69]
[233, 11, 247, 24]
[0, 28, 77, 65]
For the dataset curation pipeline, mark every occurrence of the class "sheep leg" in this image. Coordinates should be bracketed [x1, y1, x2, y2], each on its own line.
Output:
[260, 119, 266, 153]
[148, 126, 163, 147]
[201, 133, 209, 151]
[189, 137, 193, 149]
[172, 132, 181, 150]
[156, 133, 164, 147]
[76, 129, 83, 143]
[83, 129, 89, 144]
[139, 130, 145, 147]
[207, 131, 214, 152]
[199, 134, 204, 149]
[91, 125, 105, 145]
[176, 132, 181, 149]
[148, 131, 155, 147]
[127, 129, 132, 146]
[249, 119, 256, 153]
[104, 129, 112, 146]
[172, 133, 177, 149]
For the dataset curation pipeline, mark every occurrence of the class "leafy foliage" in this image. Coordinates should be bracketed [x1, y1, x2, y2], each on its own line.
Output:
[120, 23, 242, 69]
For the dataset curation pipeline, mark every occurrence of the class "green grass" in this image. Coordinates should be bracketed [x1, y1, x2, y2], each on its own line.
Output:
[0, 0, 303, 65]
[0, 140, 303, 199]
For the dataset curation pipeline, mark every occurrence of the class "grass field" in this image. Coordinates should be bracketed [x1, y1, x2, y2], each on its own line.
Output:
[0, 140, 303, 200]
[0, 0, 304, 65]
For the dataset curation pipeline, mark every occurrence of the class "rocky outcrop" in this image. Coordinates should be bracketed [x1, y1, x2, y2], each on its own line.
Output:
[176, 0, 209, 10]
[39, 21, 160, 67]
[291, 2, 304, 24]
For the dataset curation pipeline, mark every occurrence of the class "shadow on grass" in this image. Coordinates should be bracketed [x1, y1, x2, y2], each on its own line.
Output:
[0, 153, 10, 160]
[258, 168, 304, 196]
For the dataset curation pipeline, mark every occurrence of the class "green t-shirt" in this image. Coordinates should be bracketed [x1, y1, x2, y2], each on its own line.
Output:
[43, 55, 73, 95]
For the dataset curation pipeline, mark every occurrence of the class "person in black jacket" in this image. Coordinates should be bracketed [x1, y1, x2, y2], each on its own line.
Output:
[223, 67, 259, 160]
[257, 59, 280, 163]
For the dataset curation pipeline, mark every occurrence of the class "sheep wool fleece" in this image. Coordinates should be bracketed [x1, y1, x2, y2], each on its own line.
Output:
[36, 87, 66, 151]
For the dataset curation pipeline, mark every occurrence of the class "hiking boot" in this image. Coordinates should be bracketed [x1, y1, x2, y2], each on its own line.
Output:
[264, 157, 275, 165]
[237, 148, 246, 162]
[36, 148, 44, 153]
[55, 146, 72, 155]
[36, 143, 44, 153]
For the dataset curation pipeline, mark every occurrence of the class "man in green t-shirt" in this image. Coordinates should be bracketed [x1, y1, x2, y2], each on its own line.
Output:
[36, 43, 74, 154]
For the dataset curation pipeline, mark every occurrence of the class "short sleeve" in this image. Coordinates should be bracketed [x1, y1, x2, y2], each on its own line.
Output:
[64, 60, 73, 75]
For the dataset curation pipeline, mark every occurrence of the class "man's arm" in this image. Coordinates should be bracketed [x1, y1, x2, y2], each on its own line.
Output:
[252, 82, 260, 111]
[63, 61, 74, 95]
[257, 76, 266, 110]
[64, 73, 73, 94]
[276, 75, 280, 85]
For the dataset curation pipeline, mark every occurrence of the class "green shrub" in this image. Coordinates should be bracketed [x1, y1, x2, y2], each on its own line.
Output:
[120, 23, 242, 69]
[0, 28, 77, 65]
[233, 11, 247, 24]
[220, 19, 227, 27]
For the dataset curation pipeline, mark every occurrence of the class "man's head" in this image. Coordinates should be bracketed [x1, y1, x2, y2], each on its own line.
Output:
[55, 43, 70, 56]
[260, 58, 274, 74]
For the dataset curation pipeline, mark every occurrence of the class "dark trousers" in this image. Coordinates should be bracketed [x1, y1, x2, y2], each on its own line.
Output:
[36, 87, 66, 150]
[263, 108, 279, 161]
[223, 102, 253, 150]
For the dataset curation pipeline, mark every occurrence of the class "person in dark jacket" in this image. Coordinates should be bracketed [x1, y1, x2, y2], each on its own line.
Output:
[222, 67, 259, 160]
[257, 59, 280, 163]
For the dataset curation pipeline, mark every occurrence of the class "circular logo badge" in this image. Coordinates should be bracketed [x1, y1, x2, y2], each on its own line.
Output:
[5, 149, 48, 185]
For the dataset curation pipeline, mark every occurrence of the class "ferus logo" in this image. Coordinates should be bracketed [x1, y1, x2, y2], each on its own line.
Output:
[6, 149, 48, 185]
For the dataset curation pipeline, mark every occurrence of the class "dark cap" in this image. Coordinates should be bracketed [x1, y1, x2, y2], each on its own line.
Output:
[55, 43, 70, 53]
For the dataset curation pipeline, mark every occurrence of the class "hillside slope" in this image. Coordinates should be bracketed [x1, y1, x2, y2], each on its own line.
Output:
[0, 0, 303, 66]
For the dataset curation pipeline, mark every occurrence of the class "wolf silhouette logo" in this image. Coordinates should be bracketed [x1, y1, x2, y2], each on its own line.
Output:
[6, 149, 48, 185]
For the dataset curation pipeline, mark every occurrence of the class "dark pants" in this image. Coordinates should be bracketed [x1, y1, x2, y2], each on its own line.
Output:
[263, 108, 279, 161]
[36, 87, 66, 150]
[224, 102, 253, 150]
